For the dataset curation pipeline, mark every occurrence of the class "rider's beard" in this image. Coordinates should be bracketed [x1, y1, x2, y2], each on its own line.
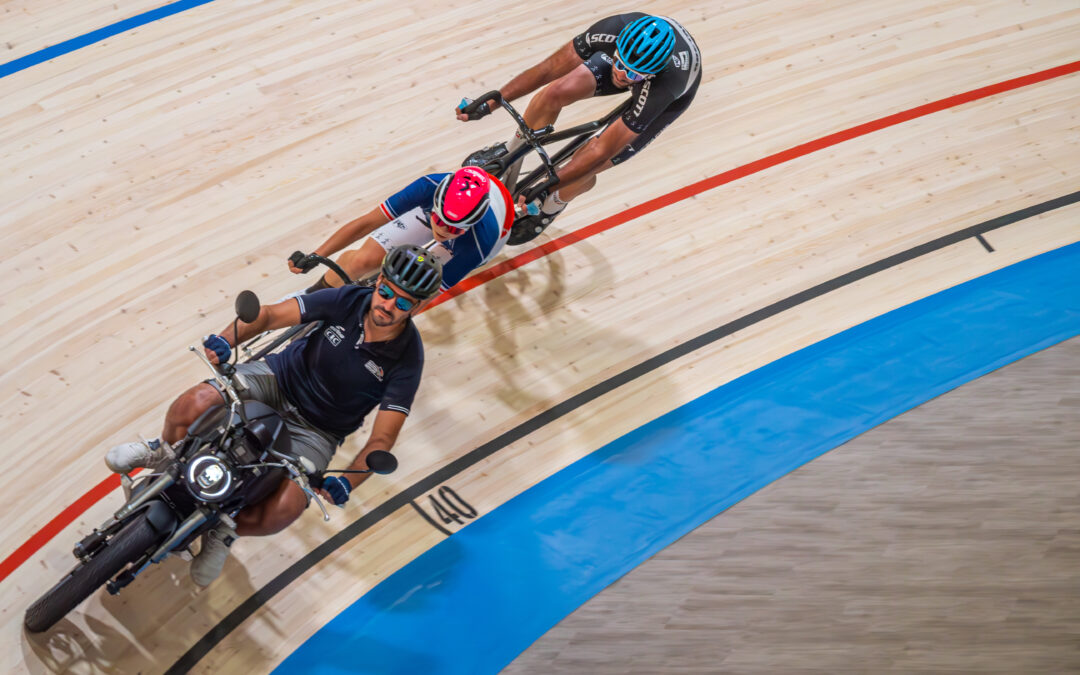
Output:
[371, 305, 400, 327]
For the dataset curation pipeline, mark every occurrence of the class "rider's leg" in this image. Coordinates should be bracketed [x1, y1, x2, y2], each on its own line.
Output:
[233, 478, 308, 536]
[538, 158, 611, 217]
[105, 382, 221, 472]
[520, 63, 597, 131]
[187, 364, 334, 585]
[162, 382, 224, 444]
[190, 453, 308, 586]
[323, 239, 386, 288]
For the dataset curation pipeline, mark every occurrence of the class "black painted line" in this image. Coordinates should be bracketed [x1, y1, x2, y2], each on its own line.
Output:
[976, 233, 995, 252]
[167, 190, 1080, 674]
[409, 499, 452, 536]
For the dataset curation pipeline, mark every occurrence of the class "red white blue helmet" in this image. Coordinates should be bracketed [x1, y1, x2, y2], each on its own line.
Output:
[432, 167, 491, 230]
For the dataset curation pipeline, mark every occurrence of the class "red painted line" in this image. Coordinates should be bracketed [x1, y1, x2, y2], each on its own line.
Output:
[0, 469, 141, 583]
[4, 59, 1078, 585]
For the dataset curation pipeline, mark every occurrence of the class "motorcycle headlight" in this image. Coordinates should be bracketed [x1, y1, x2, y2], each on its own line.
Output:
[185, 455, 235, 502]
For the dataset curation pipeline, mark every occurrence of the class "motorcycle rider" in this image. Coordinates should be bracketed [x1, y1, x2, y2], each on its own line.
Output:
[105, 245, 441, 586]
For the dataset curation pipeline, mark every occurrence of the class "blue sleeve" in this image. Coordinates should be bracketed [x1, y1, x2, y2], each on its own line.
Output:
[294, 286, 353, 323]
[380, 174, 446, 219]
[440, 245, 483, 290]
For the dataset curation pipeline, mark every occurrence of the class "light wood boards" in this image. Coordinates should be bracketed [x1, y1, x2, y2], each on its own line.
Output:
[1, 0, 1077, 672]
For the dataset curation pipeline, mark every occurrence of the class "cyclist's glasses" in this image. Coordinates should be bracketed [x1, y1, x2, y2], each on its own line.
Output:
[431, 211, 467, 236]
[377, 283, 418, 311]
[613, 52, 649, 82]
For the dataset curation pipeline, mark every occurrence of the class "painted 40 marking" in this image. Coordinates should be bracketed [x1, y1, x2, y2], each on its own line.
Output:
[428, 485, 477, 525]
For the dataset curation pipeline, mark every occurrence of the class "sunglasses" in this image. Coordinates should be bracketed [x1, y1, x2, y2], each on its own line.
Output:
[613, 52, 649, 83]
[377, 282, 419, 311]
[431, 211, 467, 236]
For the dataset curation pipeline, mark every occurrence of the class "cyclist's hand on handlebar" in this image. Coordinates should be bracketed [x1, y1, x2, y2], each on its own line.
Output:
[456, 97, 494, 122]
[288, 250, 319, 274]
[203, 334, 231, 365]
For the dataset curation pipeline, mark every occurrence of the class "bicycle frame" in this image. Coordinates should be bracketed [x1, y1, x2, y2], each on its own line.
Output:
[461, 91, 630, 202]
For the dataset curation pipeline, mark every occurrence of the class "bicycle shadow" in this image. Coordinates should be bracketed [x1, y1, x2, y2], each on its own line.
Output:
[419, 232, 659, 417]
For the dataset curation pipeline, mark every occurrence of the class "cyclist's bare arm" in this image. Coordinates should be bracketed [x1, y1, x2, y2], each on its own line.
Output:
[289, 206, 390, 273]
[459, 41, 583, 117]
[555, 118, 638, 186]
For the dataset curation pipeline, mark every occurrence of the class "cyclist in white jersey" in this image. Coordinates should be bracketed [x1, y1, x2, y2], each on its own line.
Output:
[291, 167, 514, 303]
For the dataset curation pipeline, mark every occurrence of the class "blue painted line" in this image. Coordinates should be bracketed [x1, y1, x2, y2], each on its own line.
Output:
[276, 241, 1080, 675]
[0, 0, 216, 80]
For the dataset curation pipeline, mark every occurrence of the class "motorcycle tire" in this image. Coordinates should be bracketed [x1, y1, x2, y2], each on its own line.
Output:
[24, 514, 161, 633]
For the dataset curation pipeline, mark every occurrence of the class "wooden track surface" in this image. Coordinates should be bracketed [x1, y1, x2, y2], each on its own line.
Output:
[1, 0, 1077, 672]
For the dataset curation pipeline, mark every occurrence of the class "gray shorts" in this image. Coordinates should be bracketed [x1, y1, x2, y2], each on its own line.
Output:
[206, 361, 338, 471]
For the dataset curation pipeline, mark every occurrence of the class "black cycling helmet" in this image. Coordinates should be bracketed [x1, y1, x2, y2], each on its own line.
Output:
[380, 245, 443, 299]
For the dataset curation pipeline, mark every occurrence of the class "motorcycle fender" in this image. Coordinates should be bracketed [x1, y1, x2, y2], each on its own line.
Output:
[144, 500, 177, 535]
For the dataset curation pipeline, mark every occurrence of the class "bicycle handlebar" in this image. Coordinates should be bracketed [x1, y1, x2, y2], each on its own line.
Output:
[289, 251, 355, 286]
[459, 90, 503, 118]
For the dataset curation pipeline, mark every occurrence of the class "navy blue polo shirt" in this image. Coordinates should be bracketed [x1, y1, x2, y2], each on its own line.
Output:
[264, 286, 424, 439]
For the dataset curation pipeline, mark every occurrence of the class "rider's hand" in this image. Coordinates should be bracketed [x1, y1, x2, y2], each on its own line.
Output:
[320, 475, 352, 506]
[287, 258, 304, 274]
[203, 334, 231, 365]
[455, 98, 494, 122]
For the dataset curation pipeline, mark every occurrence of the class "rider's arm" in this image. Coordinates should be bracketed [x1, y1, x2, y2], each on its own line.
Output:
[301, 175, 439, 270]
[336, 409, 407, 491]
[309, 206, 390, 260]
[218, 299, 303, 348]
[495, 41, 583, 104]
[554, 118, 638, 187]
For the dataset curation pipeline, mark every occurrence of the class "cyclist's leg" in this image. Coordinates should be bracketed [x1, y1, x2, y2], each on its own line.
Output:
[551, 159, 609, 202]
[522, 60, 600, 129]
[327, 239, 385, 288]
[554, 81, 698, 207]
[527, 52, 625, 126]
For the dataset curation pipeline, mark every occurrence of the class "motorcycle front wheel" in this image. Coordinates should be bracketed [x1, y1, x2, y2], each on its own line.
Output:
[24, 514, 161, 633]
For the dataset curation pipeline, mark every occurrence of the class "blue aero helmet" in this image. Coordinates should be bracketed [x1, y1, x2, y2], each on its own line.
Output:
[615, 16, 677, 76]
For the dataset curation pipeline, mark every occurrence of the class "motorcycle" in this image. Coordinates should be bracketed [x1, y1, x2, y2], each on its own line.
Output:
[24, 290, 397, 633]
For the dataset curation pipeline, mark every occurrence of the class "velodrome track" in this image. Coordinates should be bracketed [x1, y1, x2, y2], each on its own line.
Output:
[1, 1, 1077, 672]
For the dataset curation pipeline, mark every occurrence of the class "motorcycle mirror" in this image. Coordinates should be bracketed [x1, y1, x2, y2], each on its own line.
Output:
[235, 290, 261, 323]
[365, 451, 398, 475]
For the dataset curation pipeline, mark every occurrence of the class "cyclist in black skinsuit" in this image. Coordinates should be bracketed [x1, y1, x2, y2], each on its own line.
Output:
[457, 13, 702, 242]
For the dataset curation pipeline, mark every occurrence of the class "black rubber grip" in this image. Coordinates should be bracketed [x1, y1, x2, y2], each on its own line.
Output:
[460, 90, 502, 119]
[289, 251, 318, 272]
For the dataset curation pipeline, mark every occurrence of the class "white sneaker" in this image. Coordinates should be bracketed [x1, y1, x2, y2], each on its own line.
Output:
[105, 438, 173, 474]
[190, 524, 236, 587]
